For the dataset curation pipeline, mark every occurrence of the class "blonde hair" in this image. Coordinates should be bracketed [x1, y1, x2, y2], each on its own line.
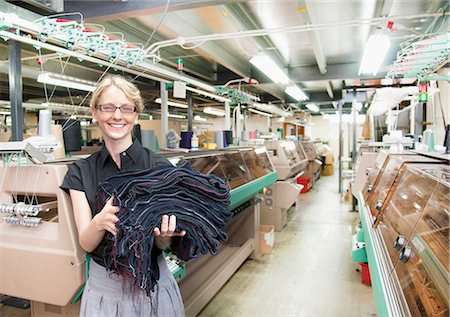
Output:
[90, 75, 144, 112]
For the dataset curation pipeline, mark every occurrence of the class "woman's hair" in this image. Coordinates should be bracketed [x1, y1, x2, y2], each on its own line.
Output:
[90, 75, 144, 112]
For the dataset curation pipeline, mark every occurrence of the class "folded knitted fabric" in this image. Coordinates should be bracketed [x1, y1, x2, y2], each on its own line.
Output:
[94, 160, 231, 296]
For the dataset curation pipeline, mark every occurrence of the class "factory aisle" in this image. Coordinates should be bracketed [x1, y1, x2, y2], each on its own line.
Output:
[198, 173, 376, 317]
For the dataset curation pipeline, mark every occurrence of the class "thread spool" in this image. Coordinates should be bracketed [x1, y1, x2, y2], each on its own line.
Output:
[141, 130, 155, 151]
[214, 131, 224, 148]
[133, 124, 142, 143]
[38, 109, 51, 137]
[224, 130, 233, 145]
[57, 119, 82, 152]
[50, 124, 66, 159]
[423, 129, 434, 151]
[180, 131, 193, 149]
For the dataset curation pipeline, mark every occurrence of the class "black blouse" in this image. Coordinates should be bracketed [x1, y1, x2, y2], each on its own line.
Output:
[60, 139, 170, 215]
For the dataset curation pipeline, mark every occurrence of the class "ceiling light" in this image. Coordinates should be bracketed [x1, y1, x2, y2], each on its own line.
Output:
[203, 107, 226, 116]
[253, 103, 292, 117]
[249, 54, 290, 84]
[37, 72, 96, 92]
[186, 87, 232, 103]
[248, 108, 273, 117]
[155, 98, 188, 108]
[285, 85, 308, 101]
[358, 33, 391, 76]
[41, 102, 91, 112]
[305, 103, 319, 112]
[168, 113, 186, 119]
[194, 115, 207, 121]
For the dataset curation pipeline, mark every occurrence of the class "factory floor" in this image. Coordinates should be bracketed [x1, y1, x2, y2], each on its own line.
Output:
[198, 172, 376, 317]
[0, 172, 376, 317]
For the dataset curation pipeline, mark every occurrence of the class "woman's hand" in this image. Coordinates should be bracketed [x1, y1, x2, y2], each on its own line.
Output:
[93, 196, 120, 235]
[154, 215, 186, 250]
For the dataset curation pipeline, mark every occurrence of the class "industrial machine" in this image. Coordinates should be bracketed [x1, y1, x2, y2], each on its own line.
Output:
[0, 143, 85, 316]
[0, 144, 277, 317]
[301, 141, 322, 188]
[162, 146, 278, 316]
[355, 150, 449, 317]
[259, 141, 306, 231]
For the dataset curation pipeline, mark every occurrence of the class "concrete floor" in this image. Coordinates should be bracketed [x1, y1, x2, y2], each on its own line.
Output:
[0, 173, 376, 317]
[198, 173, 376, 317]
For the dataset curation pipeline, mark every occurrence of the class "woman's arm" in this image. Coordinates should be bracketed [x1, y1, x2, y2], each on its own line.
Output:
[69, 189, 119, 252]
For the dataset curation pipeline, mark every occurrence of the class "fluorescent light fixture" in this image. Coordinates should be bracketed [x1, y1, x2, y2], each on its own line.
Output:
[305, 103, 319, 112]
[186, 87, 232, 103]
[155, 98, 188, 108]
[194, 115, 207, 121]
[248, 108, 273, 117]
[249, 54, 289, 84]
[168, 113, 186, 119]
[253, 103, 292, 117]
[41, 102, 91, 112]
[358, 33, 391, 76]
[285, 85, 308, 101]
[37, 72, 96, 92]
[203, 107, 226, 117]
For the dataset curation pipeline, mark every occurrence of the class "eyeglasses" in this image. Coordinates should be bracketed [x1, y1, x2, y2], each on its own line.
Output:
[97, 104, 137, 114]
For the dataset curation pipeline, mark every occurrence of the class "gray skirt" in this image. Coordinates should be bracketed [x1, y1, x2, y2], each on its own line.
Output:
[80, 255, 185, 317]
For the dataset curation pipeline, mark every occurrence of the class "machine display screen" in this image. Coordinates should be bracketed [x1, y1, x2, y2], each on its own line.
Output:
[281, 143, 297, 166]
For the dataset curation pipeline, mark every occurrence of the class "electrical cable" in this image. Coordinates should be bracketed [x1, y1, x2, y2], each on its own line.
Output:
[143, 0, 171, 50]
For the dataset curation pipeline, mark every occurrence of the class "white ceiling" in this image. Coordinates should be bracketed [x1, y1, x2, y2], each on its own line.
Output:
[1, 0, 449, 116]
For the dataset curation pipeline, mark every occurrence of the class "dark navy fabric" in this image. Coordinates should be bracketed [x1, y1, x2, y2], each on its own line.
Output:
[95, 160, 231, 296]
[60, 139, 170, 214]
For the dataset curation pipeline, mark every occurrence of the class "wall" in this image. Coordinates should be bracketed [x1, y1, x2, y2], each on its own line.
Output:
[429, 80, 449, 148]
[310, 116, 364, 163]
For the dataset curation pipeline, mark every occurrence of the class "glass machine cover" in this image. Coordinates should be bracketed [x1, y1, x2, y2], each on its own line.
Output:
[376, 164, 449, 317]
[362, 150, 415, 201]
[365, 154, 441, 217]
[185, 148, 273, 190]
[301, 141, 318, 161]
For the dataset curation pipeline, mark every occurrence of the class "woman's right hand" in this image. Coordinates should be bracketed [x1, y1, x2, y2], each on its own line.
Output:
[93, 196, 120, 235]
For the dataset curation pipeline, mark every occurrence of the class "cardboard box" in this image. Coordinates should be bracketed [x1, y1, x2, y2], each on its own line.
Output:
[321, 164, 334, 176]
[259, 225, 275, 255]
[324, 153, 334, 164]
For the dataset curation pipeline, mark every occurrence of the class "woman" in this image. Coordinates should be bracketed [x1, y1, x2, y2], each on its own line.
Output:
[61, 75, 186, 316]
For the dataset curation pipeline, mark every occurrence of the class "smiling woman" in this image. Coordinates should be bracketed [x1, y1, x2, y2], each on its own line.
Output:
[60, 75, 186, 317]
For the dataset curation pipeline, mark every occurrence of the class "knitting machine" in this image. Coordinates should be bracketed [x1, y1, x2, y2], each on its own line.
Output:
[163, 146, 277, 316]
[301, 141, 322, 188]
[0, 143, 85, 316]
[259, 140, 306, 231]
[355, 150, 449, 317]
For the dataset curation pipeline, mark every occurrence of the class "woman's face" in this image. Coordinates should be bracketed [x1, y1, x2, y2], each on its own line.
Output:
[92, 85, 138, 144]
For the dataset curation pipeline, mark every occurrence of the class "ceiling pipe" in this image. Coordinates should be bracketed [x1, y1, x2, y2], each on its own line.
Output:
[144, 12, 446, 55]
[0, 12, 224, 95]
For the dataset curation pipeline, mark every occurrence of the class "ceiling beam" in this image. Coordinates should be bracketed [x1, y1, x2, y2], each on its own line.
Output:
[289, 62, 390, 82]
[300, 1, 327, 75]
[63, 0, 245, 22]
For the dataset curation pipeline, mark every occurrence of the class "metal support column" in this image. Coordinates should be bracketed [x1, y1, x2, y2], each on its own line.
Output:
[9, 40, 24, 141]
[338, 100, 343, 194]
[187, 90, 193, 131]
[224, 101, 231, 131]
[352, 99, 357, 167]
[160, 82, 168, 149]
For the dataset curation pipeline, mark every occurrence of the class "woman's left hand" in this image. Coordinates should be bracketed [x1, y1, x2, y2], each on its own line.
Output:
[153, 215, 186, 250]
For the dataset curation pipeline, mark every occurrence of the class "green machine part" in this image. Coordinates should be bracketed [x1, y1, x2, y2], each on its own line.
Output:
[358, 193, 390, 317]
[229, 171, 278, 211]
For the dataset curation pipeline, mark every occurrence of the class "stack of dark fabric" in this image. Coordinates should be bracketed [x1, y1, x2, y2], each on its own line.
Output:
[94, 160, 231, 296]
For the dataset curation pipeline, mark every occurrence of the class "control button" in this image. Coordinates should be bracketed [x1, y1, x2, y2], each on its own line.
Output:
[393, 235, 406, 250]
[399, 246, 412, 263]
